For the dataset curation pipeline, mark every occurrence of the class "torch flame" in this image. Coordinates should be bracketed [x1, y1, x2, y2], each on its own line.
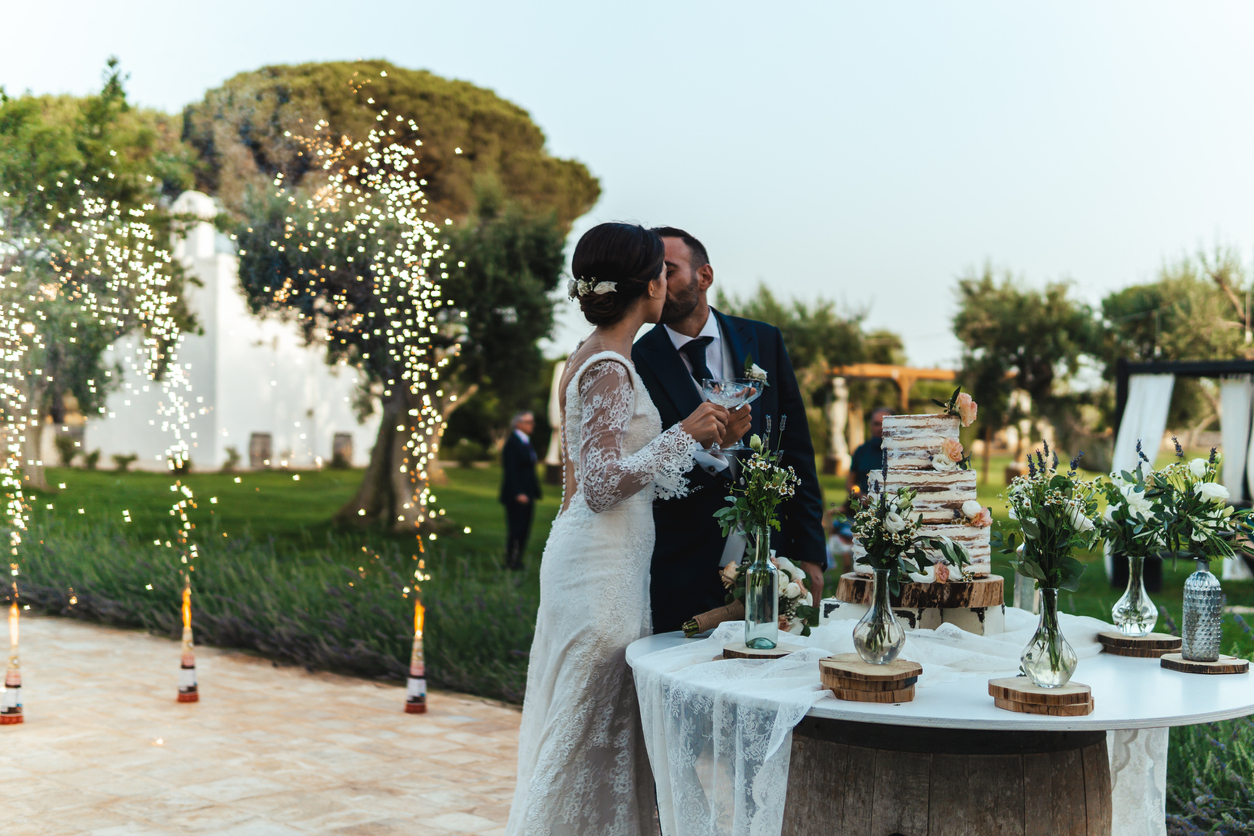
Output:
[181, 585, 192, 630]
[7, 602, 16, 647]
[414, 599, 425, 638]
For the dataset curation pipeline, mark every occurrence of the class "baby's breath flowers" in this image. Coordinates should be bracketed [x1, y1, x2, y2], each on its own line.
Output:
[992, 441, 1099, 590]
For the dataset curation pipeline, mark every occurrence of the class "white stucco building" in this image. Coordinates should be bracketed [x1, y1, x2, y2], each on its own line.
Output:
[84, 191, 380, 471]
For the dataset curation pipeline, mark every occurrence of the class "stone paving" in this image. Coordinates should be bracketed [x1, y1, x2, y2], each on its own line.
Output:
[0, 616, 521, 835]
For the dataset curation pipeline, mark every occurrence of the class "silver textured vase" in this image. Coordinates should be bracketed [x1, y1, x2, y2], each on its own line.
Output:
[1182, 558, 1223, 662]
[1111, 555, 1158, 637]
[853, 569, 905, 664]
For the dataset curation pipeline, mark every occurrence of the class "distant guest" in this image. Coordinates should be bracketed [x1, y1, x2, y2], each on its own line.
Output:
[500, 411, 541, 571]
[847, 407, 893, 498]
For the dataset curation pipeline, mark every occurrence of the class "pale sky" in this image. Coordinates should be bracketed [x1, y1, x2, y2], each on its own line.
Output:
[5, 1, 1254, 366]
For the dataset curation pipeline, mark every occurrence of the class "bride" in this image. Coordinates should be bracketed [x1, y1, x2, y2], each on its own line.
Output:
[505, 223, 738, 836]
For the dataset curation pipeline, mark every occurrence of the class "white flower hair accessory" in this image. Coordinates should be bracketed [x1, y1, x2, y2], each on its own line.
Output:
[567, 277, 617, 299]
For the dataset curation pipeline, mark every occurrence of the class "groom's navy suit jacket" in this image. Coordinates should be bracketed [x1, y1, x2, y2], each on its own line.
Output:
[632, 309, 826, 634]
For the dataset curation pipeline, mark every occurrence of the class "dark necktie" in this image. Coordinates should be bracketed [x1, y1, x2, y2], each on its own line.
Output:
[679, 336, 715, 385]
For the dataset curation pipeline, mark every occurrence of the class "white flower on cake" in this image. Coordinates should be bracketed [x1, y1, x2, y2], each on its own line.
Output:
[931, 452, 958, 472]
[962, 499, 982, 518]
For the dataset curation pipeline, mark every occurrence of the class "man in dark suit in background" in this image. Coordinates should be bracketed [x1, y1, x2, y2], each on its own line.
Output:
[633, 228, 827, 633]
[500, 411, 541, 571]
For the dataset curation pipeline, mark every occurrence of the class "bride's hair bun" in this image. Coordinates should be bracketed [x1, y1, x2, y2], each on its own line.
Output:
[571, 223, 664, 326]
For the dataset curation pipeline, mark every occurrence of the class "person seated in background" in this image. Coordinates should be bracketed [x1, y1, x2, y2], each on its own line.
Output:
[846, 407, 893, 498]
[500, 411, 541, 571]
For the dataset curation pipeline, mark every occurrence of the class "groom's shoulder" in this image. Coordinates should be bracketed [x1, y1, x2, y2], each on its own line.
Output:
[718, 310, 782, 343]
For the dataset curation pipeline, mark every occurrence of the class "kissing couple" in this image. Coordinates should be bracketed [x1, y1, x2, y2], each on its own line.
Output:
[505, 223, 825, 835]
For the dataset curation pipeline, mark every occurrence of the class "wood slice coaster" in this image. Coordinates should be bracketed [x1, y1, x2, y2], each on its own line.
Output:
[1160, 653, 1250, 675]
[993, 695, 1095, 716]
[831, 684, 916, 703]
[820, 653, 921, 703]
[1098, 631, 1181, 658]
[988, 676, 1094, 716]
[722, 641, 805, 660]
[833, 572, 1003, 609]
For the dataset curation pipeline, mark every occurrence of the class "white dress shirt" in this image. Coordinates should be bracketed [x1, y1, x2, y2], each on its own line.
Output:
[665, 313, 726, 387]
[665, 313, 745, 566]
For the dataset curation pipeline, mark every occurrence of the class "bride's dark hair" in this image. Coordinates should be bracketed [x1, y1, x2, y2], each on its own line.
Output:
[571, 223, 664, 326]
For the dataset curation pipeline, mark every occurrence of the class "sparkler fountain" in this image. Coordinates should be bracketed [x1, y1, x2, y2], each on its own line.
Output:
[1, 598, 20, 724]
[405, 598, 426, 714]
[177, 580, 198, 703]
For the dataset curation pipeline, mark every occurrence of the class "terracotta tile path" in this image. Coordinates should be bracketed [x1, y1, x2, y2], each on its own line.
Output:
[1, 616, 521, 835]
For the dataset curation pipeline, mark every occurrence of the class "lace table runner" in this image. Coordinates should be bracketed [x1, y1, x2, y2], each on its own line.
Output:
[632, 609, 1167, 836]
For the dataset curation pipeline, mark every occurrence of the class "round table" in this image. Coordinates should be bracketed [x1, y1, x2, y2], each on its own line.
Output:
[627, 632, 1254, 836]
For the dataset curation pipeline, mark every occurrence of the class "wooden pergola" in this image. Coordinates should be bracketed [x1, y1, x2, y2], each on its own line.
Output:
[828, 363, 957, 411]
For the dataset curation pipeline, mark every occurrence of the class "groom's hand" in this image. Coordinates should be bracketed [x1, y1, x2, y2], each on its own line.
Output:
[799, 561, 824, 603]
[720, 404, 753, 448]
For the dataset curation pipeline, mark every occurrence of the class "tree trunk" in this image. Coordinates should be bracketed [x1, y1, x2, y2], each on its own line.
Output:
[334, 382, 479, 533]
[19, 379, 51, 492]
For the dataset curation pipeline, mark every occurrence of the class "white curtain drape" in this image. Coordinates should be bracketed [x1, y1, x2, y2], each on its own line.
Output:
[1220, 377, 1254, 581]
[1218, 378, 1254, 581]
[1112, 374, 1176, 474]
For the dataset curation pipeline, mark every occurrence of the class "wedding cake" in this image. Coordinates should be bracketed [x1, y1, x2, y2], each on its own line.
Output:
[826, 410, 1005, 635]
[857, 413, 991, 578]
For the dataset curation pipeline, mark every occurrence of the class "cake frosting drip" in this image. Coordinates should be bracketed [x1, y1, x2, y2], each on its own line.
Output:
[854, 413, 991, 577]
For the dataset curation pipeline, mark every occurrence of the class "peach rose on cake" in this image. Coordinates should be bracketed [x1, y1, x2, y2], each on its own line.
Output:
[955, 393, 978, 427]
[942, 437, 964, 463]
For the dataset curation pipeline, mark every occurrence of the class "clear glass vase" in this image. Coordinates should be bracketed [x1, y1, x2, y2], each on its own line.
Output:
[743, 525, 779, 650]
[853, 569, 905, 664]
[1182, 558, 1223, 662]
[1111, 554, 1158, 637]
[1021, 588, 1078, 687]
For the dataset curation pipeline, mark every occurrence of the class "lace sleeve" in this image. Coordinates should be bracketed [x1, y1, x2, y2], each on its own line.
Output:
[579, 359, 697, 513]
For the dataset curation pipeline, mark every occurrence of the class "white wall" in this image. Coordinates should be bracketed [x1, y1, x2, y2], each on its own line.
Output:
[84, 191, 380, 471]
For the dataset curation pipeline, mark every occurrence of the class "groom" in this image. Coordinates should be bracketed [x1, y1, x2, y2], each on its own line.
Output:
[633, 227, 827, 634]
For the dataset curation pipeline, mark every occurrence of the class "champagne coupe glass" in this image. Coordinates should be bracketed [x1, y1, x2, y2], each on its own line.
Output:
[701, 379, 762, 452]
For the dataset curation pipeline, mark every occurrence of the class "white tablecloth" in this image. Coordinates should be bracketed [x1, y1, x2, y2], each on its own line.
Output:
[631, 609, 1168, 836]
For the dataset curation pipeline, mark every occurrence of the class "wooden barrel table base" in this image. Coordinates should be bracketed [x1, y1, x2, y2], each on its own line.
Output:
[1097, 631, 1181, 658]
[1160, 653, 1250, 675]
[820, 653, 922, 703]
[721, 641, 804, 660]
[781, 717, 1112, 836]
[989, 676, 1094, 716]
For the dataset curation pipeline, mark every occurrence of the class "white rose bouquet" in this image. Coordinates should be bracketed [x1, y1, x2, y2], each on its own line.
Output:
[992, 441, 1099, 591]
[1152, 439, 1254, 561]
[1097, 439, 1164, 560]
[851, 485, 971, 596]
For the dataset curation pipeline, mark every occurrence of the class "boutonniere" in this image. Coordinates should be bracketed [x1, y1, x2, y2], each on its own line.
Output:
[743, 354, 769, 386]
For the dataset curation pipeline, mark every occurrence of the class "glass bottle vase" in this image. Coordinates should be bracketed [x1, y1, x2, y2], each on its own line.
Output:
[1021, 587, 1078, 688]
[1111, 555, 1158, 637]
[1182, 558, 1223, 662]
[853, 569, 905, 664]
[743, 525, 779, 650]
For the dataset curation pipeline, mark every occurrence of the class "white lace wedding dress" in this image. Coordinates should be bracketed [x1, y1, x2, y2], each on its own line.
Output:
[505, 350, 697, 836]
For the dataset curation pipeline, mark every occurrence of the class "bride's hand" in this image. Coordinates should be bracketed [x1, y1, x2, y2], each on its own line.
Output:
[680, 402, 729, 448]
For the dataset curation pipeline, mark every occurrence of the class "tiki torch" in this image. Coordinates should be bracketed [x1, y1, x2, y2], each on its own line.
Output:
[405, 598, 426, 714]
[177, 582, 198, 703]
[1, 601, 21, 725]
